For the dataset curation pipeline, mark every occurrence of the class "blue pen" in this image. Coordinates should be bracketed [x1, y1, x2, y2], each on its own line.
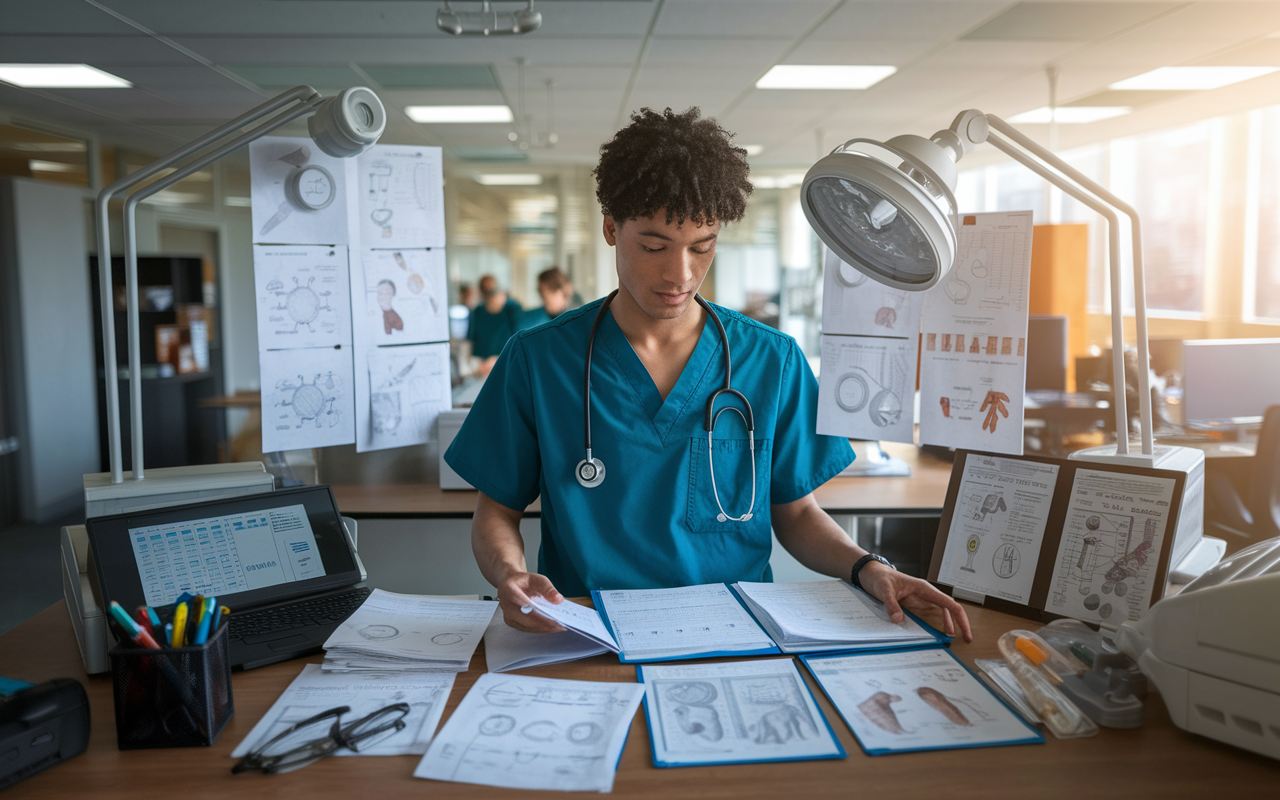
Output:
[174, 591, 194, 606]
[211, 603, 225, 632]
[193, 596, 216, 645]
[164, 622, 173, 646]
[143, 605, 163, 639]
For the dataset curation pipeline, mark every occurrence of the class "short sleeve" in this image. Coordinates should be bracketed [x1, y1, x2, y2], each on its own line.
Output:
[770, 340, 855, 504]
[444, 336, 541, 511]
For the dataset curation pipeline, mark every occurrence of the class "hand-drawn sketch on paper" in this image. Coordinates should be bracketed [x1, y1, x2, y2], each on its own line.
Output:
[357, 146, 444, 249]
[254, 245, 352, 350]
[357, 249, 448, 345]
[260, 346, 355, 451]
[817, 335, 916, 444]
[356, 342, 451, 453]
[250, 137, 350, 245]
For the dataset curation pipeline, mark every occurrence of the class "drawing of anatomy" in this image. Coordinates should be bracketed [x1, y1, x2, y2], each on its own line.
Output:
[260, 347, 355, 451]
[359, 249, 448, 345]
[412, 674, 644, 792]
[817, 336, 916, 444]
[254, 245, 352, 350]
[360, 342, 451, 453]
[249, 136, 350, 245]
[821, 248, 922, 337]
[357, 145, 444, 248]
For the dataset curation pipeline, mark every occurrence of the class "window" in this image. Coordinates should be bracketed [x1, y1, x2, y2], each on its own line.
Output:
[1248, 106, 1280, 320]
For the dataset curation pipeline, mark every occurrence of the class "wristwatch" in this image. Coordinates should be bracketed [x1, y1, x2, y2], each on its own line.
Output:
[850, 553, 895, 591]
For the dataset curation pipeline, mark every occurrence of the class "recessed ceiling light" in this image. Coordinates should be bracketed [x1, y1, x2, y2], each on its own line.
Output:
[1009, 106, 1132, 124]
[474, 173, 542, 185]
[0, 64, 131, 88]
[28, 159, 82, 173]
[756, 65, 896, 90]
[743, 144, 764, 156]
[405, 105, 513, 123]
[751, 173, 807, 189]
[1109, 66, 1279, 91]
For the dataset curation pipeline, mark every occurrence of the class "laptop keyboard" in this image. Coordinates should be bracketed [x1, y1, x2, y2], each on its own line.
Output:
[228, 587, 372, 641]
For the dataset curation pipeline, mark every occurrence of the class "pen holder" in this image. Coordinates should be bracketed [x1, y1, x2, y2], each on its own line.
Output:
[108, 621, 235, 749]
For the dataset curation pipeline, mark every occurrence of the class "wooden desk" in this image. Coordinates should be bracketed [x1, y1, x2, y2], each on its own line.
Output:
[2, 601, 1275, 798]
[332, 442, 955, 520]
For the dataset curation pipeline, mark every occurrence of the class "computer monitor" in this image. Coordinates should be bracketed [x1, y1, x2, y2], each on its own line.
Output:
[1182, 338, 1280, 424]
[1025, 315, 1068, 391]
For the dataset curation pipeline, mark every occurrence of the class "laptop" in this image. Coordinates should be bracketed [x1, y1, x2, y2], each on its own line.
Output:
[87, 485, 370, 670]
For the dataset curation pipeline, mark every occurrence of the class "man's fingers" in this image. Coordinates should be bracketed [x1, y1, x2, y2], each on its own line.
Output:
[503, 607, 564, 633]
[880, 590, 905, 624]
[526, 574, 564, 604]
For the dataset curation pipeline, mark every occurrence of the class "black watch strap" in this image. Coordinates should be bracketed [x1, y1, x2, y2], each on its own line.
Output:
[850, 553, 894, 590]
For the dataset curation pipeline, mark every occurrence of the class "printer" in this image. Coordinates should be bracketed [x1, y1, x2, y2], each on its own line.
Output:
[1117, 536, 1280, 759]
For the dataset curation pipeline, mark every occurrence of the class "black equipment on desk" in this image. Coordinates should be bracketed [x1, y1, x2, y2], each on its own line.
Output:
[0, 678, 91, 789]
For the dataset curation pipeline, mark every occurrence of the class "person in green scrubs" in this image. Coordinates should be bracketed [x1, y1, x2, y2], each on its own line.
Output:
[446, 108, 971, 642]
[466, 274, 523, 377]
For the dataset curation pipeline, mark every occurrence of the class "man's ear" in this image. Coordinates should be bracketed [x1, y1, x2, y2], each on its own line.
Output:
[602, 215, 618, 246]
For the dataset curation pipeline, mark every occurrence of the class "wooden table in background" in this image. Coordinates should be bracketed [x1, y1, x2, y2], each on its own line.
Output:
[1, 600, 1275, 799]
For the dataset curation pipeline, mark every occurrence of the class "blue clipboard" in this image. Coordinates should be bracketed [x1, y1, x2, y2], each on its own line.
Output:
[636, 659, 847, 768]
[799, 644, 1045, 755]
[590, 588, 781, 664]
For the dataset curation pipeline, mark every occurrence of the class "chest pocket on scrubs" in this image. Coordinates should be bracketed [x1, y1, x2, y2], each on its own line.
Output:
[686, 436, 772, 534]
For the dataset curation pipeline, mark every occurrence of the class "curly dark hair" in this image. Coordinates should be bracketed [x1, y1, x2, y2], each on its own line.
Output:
[594, 107, 752, 226]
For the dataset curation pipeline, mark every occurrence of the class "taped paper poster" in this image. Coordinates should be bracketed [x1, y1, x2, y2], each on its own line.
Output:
[250, 136, 351, 246]
[357, 145, 445, 249]
[253, 245, 352, 350]
[355, 342, 451, 453]
[356, 249, 448, 345]
[260, 346, 355, 452]
[817, 335, 916, 444]
[821, 247, 922, 337]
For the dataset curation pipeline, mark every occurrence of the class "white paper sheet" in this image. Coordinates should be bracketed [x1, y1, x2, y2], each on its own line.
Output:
[357, 145, 445, 248]
[733, 580, 933, 650]
[936, 453, 1061, 604]
[230, 663, 455, 758]
[412, 673, 644, 792]
[639, 659, 843, 766]
[355, 249, 448, 345]
[250, 136, 351, 245]
[260, 346, 355, 452]
[821, 248, 922, 337]
[918, 211, 1033, 454]
[483, 613, 610, 673]
[528, 597, 619, 652]
[254, 245, 352, 350]
[1046, 468, 1176, 624]
[353, 342, 451, 453]
[805, 648, 1040, 753]
[816, 335, 917, 443]
[594, 584, 776, 661]
[323, 590, 498, 671]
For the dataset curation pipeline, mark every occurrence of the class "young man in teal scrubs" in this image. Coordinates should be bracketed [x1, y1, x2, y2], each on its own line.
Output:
[446, 108, 971, 642]
[466, 274, 523, 377]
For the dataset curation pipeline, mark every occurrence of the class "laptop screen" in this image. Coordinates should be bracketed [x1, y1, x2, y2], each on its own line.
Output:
[89, 486, 360, 614]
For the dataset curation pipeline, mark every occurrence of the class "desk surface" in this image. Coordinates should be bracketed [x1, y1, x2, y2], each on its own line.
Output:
[332, 442, 955, 519]
[2, 601, 1275, 798]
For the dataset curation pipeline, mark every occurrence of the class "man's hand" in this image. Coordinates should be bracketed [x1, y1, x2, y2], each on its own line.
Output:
[496, 570, 566, 633]
[856, 562, 973, 643]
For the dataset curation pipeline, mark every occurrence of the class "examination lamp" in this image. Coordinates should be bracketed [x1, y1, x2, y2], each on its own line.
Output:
[801, 109, 1163, 466]
[437, 1, 541, 36]
[94, 86, 385, 484]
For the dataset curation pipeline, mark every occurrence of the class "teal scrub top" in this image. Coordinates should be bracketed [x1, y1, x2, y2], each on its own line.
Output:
[445, 298, 854, 596]
[519, 306, 552, 330]
[467, 298, 523, 358]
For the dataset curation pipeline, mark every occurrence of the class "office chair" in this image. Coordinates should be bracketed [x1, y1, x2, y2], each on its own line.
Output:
[1205, 404, 1280, 542]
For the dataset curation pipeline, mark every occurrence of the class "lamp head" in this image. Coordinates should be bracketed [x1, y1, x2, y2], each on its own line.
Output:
[308, 87, 386, 158]
[800, 110, 988, 292]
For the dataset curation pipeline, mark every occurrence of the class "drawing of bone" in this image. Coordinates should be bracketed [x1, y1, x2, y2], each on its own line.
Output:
[673, 704, 723, 741]
[917, 687, 971, 725]
[751, 704, 817, 744]
[857, 691, 906, 734]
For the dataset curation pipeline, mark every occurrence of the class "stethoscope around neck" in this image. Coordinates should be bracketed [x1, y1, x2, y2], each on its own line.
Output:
[576, 290, 756, 523]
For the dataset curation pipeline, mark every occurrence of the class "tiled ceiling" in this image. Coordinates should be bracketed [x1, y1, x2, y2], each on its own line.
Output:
[4, 0, 1280, 168]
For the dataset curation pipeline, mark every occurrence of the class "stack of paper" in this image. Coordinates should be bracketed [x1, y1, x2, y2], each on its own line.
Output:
[482, 611, 610, 673]
[592, 584, 779, 662]
[732, 580, 943, 653]
[322, 589, 497, 672]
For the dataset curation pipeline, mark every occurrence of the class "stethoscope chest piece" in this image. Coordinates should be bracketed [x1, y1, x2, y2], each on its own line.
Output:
[576, 456, 605, 488]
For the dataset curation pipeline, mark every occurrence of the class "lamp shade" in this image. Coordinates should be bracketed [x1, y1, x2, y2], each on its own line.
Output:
[801, 136, 960, 291]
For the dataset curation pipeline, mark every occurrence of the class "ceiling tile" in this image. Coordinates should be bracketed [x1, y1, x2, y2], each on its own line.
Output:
[782, 38, 936, 65]
[0, 35, 183, 65]
[811, 1, 1008, 42]
[171, 36, 643, 66]
[962, 2, 1180, 42]
[646, 37, 789, 67]
[654, 1, 833, 39]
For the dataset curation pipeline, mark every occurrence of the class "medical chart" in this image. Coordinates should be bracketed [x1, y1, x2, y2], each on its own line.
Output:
[322, 590, 498, 672]
[413, 674, 644, 792]
[354, 342, 451, 453]
[528, 596, 619, 652]
[355, 249, 448, 345]
[817, 335, 916, 444]
[733, 580, 936, 652]
[1046, 468, 1176, 624]
[483, 613, 610, 673]
[918, 211, 1033, 454]
[254, 245, 352, 350]
[936, 453, 1061, 604]
[592, 584, 777, 662]
[639, 659, 843, 767]
[357, 145, 445, 249]
[260, 346, 355, 452]
[231, 664, 455, 757]
[803, 648, 1041, 754]
[821, 248, 922, 337]
[250, 136, 351, 246]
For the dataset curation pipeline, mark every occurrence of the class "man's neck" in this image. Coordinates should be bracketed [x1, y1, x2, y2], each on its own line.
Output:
[609, 285, 706, 401]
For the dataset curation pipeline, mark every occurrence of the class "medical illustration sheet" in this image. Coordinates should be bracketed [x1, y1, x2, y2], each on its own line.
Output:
[356, 145, 445, 249]
[322, 590, 497, 672]
[918, 211, 1033, 454]
[592, 584, 777, 662]
[936, 453, 1060, 604]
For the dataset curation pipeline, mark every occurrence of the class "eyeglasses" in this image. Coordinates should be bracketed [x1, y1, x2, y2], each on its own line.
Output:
[232, 703, 411, 775]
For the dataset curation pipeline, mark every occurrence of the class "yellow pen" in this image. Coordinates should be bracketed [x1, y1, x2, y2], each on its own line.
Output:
[171, 602, 189, 648]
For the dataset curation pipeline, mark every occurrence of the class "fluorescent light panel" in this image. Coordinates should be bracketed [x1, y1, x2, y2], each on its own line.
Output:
[743, 144, 764, 156]
[757, 65, 896, 90]
[1110, 66, 1279, 91]
[405, 105, 512, 123]
[474, 173, 542, 185]
[0, 64, 131, 88]
[1009, 106, 1131, 124]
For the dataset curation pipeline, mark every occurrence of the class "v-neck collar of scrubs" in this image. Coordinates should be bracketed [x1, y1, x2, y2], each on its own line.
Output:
[596, 307, 721, 445]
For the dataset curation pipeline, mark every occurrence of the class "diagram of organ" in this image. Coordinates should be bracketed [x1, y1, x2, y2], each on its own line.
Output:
[1069, 514, 1157, 599]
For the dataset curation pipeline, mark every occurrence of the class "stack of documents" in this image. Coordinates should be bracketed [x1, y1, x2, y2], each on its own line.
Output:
[592, 584, 780, 663]
[483, 608, 610, 673]
[733, 580, 944, 653]
[322, 589, 498, 672]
